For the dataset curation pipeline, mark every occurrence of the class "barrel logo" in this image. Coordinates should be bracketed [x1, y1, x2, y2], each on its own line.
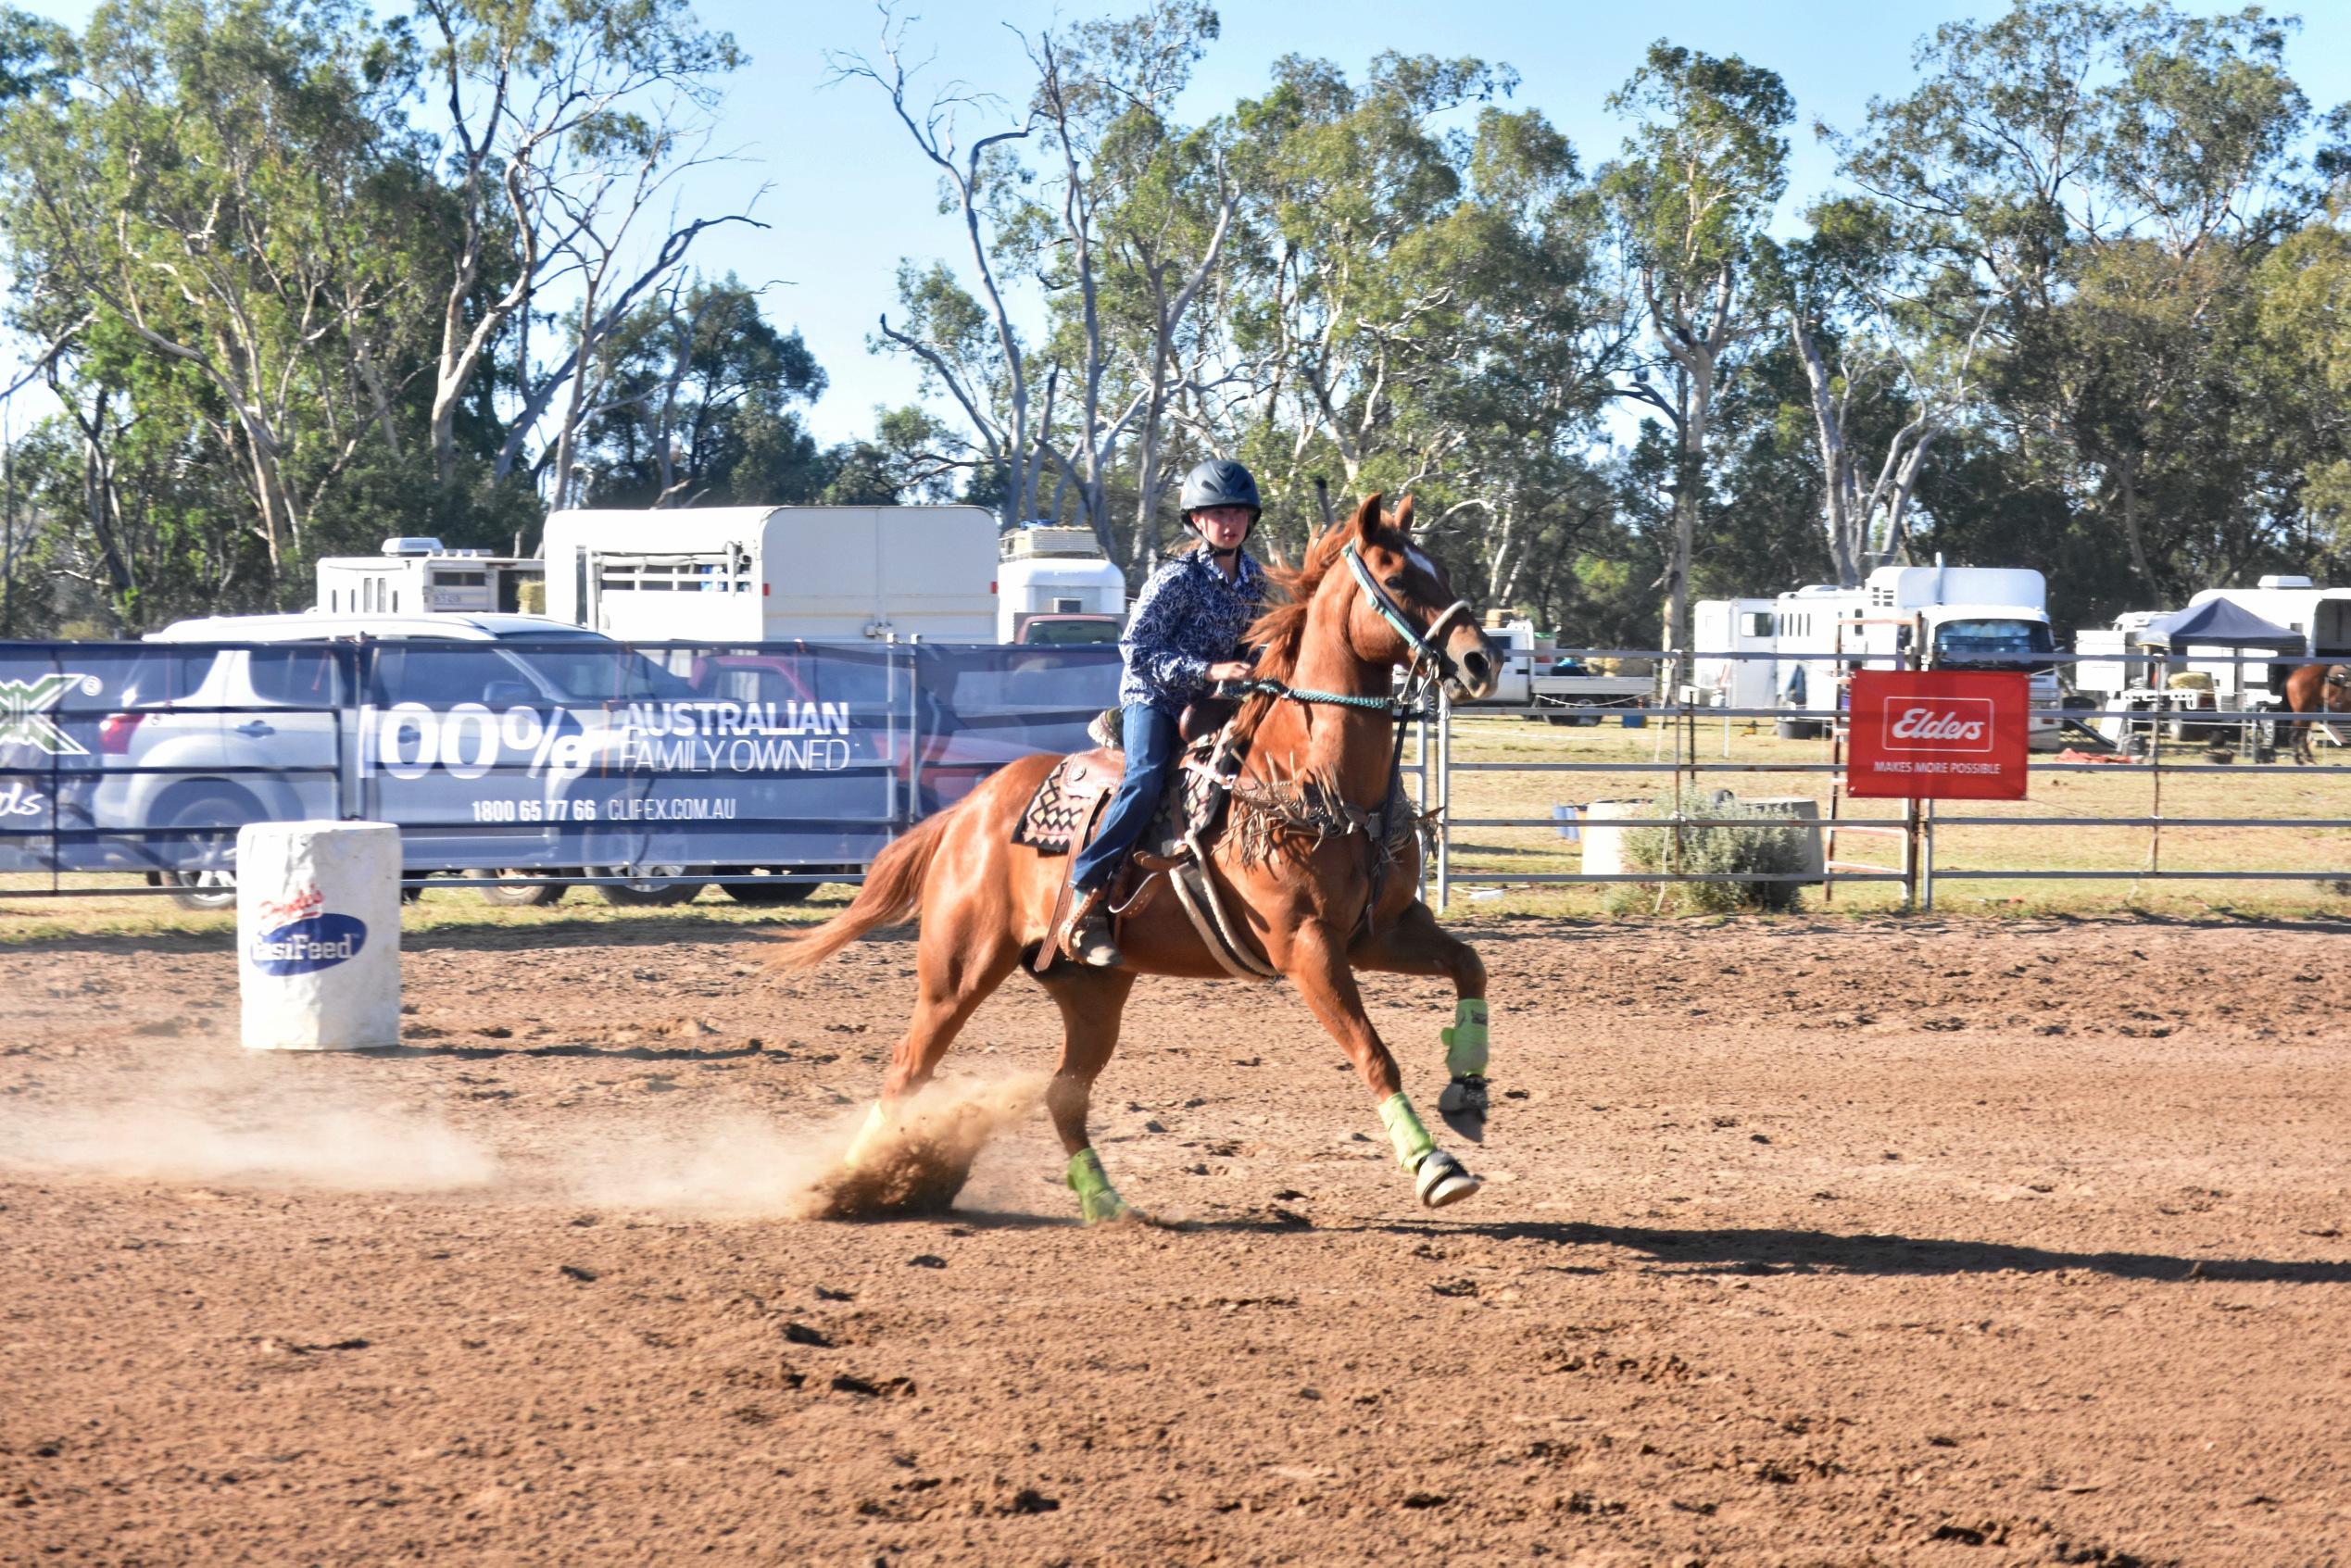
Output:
[245, 913, 369, 974]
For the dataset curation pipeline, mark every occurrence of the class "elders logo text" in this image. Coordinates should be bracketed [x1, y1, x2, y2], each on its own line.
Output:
[1884, 699, 1993, 752]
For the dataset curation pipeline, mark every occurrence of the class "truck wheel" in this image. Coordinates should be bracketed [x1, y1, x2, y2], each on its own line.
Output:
[591, 866, 706, 907]
[478, 870, 571, 908]
[719, 870, 817, 906]
[154, 786, 260, 910]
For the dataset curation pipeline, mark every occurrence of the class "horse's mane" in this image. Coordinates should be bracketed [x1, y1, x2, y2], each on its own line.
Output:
[1243, 523, 1357, 684]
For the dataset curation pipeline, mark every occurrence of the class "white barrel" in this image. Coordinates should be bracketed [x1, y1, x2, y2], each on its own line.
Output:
[1577, 799, 1651, 879]
[237, 821, 402, 1051]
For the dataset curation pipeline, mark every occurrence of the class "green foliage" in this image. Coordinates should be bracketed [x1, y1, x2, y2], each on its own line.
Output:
[1610, 786, 1809, 915]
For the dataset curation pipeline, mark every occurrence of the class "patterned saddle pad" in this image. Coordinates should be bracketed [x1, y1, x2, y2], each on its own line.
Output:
[1013, 739, 1227, 859]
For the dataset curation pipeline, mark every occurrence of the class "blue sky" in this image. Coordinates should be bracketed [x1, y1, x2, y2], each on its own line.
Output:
[17, 0, 2351, 444]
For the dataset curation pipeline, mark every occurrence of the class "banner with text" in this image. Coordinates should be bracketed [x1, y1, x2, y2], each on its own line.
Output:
[1844, 670, 2030, 800]
[0, 639, 1120, 878]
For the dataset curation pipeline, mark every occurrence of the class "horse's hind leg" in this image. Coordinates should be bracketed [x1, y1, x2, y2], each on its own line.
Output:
[839, 910, 1021, 1170]
[1033, 969, 1138, 1223]
[1349, 900, 1491, 1136]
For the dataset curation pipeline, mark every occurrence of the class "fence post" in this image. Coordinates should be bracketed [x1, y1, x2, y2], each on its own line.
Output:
[905, 639, 924, 828]
[1435, 684, 1452, 912]
[1416, 702, 1432, 905]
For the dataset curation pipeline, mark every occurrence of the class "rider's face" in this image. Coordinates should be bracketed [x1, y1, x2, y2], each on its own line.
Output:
[1191, 507, 1252, 550]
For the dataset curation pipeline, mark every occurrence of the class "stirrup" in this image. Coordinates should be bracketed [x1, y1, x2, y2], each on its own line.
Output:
[1412, 1148, 1481, 1209]
[1062, 888, 1122, 968]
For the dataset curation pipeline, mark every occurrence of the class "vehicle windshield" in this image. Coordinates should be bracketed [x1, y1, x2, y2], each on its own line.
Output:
[1935, 619, 2056, 666]
[1025, 619, 1122, 646]
[493, 632, 697, 700]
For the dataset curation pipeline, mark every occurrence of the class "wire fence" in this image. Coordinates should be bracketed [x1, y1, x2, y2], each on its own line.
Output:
[1422, 645, 2351, 912]
[3, 636, 2345, 915]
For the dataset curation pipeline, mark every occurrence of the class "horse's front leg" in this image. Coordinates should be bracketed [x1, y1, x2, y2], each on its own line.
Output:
[1287, 918, 1480, 1209]
[1348, 900, 1490, 1137]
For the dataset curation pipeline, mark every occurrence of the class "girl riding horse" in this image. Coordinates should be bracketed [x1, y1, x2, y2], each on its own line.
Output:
[773, 491, 1501, 1223]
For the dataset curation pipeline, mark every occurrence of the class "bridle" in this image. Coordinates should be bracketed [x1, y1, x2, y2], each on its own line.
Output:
[1339, 542, 1480, 697]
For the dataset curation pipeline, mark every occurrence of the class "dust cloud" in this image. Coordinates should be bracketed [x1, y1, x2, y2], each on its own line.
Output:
[0, 1056, 497, 1194]
[0, 1055, 1052, 1219]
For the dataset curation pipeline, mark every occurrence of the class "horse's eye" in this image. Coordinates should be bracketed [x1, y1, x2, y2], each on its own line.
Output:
[1385, 575, 1407, 592]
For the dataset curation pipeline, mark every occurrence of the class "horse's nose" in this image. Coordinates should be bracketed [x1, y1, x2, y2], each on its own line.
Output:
[1461, 646, 1493, 687]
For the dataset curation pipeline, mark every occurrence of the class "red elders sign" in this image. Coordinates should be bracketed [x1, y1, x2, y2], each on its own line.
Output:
[1844, 671, 2030, 800]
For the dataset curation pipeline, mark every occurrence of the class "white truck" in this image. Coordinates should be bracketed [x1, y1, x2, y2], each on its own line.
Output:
[542, 505, 999, 643]
[1769, 564, 2062, 742]
[1461, 619, 1652, 721]
[998, 524, 1125, 643]
[317, 538, 545, 617]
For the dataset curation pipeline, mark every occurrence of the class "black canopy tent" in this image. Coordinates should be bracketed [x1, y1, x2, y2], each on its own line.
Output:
[2141, 598, 2302, 649]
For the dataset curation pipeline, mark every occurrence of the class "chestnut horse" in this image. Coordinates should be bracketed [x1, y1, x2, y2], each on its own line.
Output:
[772, 494, 1502, 1222]
[2282, 662, 2351, 764]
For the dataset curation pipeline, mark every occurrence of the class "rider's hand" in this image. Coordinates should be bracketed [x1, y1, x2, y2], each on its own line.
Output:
[1206, 660, 1254, 684]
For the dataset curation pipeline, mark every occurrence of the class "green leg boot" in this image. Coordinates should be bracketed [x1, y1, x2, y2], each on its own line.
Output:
[1438, 999, 1490, 1123]
[1377, 1092, 1481, 1209]
[1065, 1148, 1133, 1224]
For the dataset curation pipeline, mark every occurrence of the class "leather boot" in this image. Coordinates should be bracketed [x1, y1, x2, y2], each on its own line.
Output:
[1060, 884, 1123, 967]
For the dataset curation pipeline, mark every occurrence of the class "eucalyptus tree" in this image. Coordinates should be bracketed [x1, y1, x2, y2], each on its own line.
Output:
[839, 4, 1232, 554]
[0, 0, 445, 582]
[574, 276, 826, 508]
[1601, 41, 1792, 658]
[1767, 197, 1998, 586]
[415, 0, 749, 495]
[1834, 1, 2336, 599]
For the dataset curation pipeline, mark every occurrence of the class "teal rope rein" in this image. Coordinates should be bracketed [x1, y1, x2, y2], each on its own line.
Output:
[1217, 674, 1435, 720]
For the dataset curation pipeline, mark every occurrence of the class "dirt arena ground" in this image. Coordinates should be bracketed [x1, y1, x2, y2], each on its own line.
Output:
[2, 912, 2347, 1565]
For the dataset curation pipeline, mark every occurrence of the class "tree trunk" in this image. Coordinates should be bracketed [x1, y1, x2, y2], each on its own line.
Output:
[1792, 317, 1862, 587]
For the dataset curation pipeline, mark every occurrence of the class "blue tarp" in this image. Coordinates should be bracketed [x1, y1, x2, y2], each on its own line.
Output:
[0, 639, 1120, 879]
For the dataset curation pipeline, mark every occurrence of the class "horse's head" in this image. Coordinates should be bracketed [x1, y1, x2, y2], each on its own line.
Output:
[1327, 493, 1498, 700]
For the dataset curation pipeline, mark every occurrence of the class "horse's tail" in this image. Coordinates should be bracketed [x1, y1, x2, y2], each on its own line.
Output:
[768, 808, 955, 975]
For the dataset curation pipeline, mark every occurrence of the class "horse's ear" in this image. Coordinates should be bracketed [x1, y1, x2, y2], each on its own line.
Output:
[1394, 495, 1415, 533]
[1348, 492, 1385, 545]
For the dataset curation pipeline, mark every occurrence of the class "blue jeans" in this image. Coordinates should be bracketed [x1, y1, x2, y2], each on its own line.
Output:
[1070, 703, 1179, 893]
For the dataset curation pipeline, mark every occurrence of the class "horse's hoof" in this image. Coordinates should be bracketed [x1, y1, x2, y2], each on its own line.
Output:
[1414, 1148, 1481, 1209]
[1439, 1073, 1488, 1120]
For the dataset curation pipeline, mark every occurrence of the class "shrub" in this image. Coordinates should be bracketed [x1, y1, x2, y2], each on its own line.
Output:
[1608, 785, 1811, 915]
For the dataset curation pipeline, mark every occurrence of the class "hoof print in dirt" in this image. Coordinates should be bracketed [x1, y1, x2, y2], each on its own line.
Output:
[908, 1254, 947, 1269]
[781, 1322, 833, 1347]
[830, 1373, 913, 1398]
[558, 1264, 598, 1283]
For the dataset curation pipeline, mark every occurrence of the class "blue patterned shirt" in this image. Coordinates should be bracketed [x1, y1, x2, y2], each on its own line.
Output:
[1119, 548, 1266, 715]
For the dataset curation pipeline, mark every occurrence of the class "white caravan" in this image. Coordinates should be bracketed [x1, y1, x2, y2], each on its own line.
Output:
[997, 524, 1126, 642]
[1770, 565, 2060, 740]
[316, 538, 545, 617]
[1690, 597, 1779, 710]
[542, 506, 999, 644]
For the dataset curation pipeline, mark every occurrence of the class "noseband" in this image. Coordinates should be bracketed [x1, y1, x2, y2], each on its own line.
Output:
[1340, 543, 1478, 694]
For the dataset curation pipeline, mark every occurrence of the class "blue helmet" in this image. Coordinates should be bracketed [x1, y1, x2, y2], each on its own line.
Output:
[1178, 458, 1261, 520]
